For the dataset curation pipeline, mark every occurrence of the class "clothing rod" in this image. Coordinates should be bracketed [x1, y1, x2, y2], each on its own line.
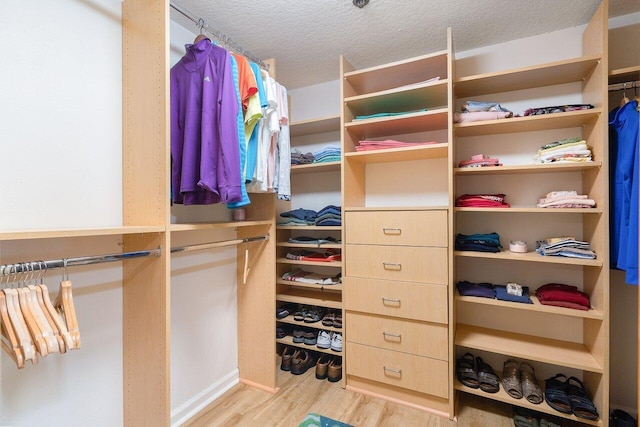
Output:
[608, 80, 640, 92]
[169, 2, 269, 70]
[0, 249, 161, 275]
[171, 235, 269, 254]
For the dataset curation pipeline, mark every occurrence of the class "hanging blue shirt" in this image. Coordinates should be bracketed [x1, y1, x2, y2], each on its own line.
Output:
[609, 100, 639, 285]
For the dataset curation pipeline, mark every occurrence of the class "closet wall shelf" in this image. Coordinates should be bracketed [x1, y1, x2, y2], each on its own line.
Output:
[455, 293, 604, 320]
[276, 336, 342, 356]
[344, 80, 448, 114]
[291, 162, 341, 174]
[276, 242, 342, 249]
[276, 258, 343, 268]
[169, 220, 272, 232]
[277, 316, 343, 333]
[344, 50, 448, 95]
[608, 65, 640, 84]
[454, 54, 601, 97]
[454, 162, 602, 175]
[276, 279, 343, 291]
[0, 226, 165, 241]
[345, 108, 448, 137]
[345, 143, 448, 164]
[454, 379, 603, 426]
[454, 207, 603, 214]
[454, 109, 602, 137]
[456, 324, 603, 373]
[290, 115, 340, 137]
[454, 250, 603, 267]
[277, 225, 342, 231]
[276, 289, 342, 309]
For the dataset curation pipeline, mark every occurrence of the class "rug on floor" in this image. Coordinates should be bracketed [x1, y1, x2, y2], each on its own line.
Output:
[299, 412, 353, 427]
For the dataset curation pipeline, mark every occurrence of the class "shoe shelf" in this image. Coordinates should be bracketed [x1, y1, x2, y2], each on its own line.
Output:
[453, 54, 601, 98]
[344, 108, 449, 139]
[276, 279, 342, 292]
[344, 142, 449, 164]
[276, 225, 342, 231]
[276, 288, 342, 310]
[453, 162, 602, 176]
[276, 336, 343, 356]
[276, 242, 342, 250]
[454, 207, 603, 214]
[455, 292, 604, 320]
[276, 258, 343, 268]
[291, 161, 341, 175]
[454, 250, 603, 267]
[276, 316, 343, 334]
[453, 378, 603, 426]
[455, 324, 603, 373]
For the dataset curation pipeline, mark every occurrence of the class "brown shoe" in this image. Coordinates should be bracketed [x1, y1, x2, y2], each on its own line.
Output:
[291, 350, 316, 375]
[280, 347, 299, 372]
[316, 354, 332, 380]
[327, 356, 342, 382]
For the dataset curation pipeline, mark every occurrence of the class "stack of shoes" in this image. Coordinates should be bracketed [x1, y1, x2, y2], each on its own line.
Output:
[315, 355, 342, 382]
[455, 353, 499, 393]
[501, 360, 543, 404]
[291, 349, 317, 375]
[544, 374, 599, 421]
[611, 409, 638, 427]
[513, 407, 562, 427]
[292, 327, 318, 346]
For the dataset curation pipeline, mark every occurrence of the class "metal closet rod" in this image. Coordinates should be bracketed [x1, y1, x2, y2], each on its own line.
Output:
[608, 80, 640, 92]
[169, 2, 269, 71]
[0, 235, 270, 274]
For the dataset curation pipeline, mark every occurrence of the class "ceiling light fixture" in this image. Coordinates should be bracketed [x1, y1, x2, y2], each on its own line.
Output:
[353, 0, 369, 8]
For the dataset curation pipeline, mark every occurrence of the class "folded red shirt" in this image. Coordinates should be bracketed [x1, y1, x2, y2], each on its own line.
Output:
[535, 283, 590, 308]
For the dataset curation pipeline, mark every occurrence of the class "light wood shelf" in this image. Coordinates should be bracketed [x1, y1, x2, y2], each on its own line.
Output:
[454, 250, 603, 267]
[454, 162, 602, 175]
[0, 226, 165, 241]
[277, 279, 343, 291]
[455, 324, 603, 373]
[276, 258, 343, 268]
[455, 292, 603, 320]
[277, 289, 343, 309]
[344, 206, 449, 212]
[345, 108, 449, 138]
[277, 242, 342, 249]
[454, 207, 603, 214]
[454, 54, 601, 97]
[277, 225, 342, 231]
[289, 115, 340, 137]
[169, 220, 272, 232]
[291, 161, 341, 174]
[454, 379, 603, 426]
[276, 315, 343, 333]
[345, 143, 448, 164]
[276, 336, 343, 356]
[344, 79, 448, 115]
[454, 108, 602, 137]
[344, 50, 448, 95]
[608, 65, 640, 84]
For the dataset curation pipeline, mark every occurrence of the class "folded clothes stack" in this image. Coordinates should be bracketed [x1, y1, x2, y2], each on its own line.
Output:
[315, 205, 341, 226]
[453, 100, 514, 123]
[458, 153, 502, 168]
[533, 137, 593, 164]
[456, 193, 510, 208]
[535, 283, 591, 310]
[456, 281, 533, 304]
[355, 139, 438, 151]
[536, 190, 596, 209]
[524, 104, 594, 116]
[278, 208, 317, 226]
[282, 268, 341, 285]
[286, 249, 342, 262]
[455, 232, 502, 253]
[287, 236, 341, 245]
[313, 146, 341, 164]
[536, 237, 596, 259]
[291, 149, 315, 165]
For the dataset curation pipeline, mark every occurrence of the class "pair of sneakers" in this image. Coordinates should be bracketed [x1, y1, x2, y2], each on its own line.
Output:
[316, 330, 342, 352]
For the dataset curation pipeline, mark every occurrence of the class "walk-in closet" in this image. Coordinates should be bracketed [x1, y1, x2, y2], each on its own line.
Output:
[1, 1, 638, 426]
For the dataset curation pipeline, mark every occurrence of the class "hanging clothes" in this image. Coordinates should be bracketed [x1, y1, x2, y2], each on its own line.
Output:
[170, 39, 242, 205]
[609, 99, 639, 285]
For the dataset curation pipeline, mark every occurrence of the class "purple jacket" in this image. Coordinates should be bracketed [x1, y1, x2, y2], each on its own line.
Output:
[171, 39, 242, 205]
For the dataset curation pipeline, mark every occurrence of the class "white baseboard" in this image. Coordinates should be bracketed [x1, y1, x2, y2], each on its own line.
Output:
[171, 369, 239, 427]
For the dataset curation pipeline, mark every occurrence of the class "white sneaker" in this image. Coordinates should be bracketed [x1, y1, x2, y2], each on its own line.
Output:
[317, 330, 331, 349]
[330, 332, 342, 352]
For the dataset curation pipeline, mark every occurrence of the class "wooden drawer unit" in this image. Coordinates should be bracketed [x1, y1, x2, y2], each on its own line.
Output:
[346, 312, 448, 360]
[344, 277, 447, 323]
[347, 342, 449, 398]
[346, 210, 447, 247]
[346, 244, 447, 284]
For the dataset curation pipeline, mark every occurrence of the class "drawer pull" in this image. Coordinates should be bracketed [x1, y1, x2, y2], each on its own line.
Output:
[381, 297, 401, 305]
[382, 227, 401, 235]
[382, 262, 401, 270]
[382, 332, 401, 339]
[383, 366, 402, 375]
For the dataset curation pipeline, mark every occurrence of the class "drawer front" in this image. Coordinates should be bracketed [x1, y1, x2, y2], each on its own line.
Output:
[346, 312, 448, 360]
[344, 277, 447, 323]
[347, 342, 449, 398]
[346, 245, 447, 284]
[346, 210, 447, 247]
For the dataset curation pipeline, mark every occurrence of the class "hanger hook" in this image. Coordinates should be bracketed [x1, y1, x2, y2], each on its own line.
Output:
[197, 18, 204, 35]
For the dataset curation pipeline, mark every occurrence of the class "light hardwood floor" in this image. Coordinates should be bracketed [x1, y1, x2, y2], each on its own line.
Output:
[183, 366, 523, 427]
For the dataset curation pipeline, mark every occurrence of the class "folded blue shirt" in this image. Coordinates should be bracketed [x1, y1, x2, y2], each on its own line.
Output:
[494, 285, 533, 304]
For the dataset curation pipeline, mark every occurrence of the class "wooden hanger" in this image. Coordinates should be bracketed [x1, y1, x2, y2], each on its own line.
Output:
[37, 283, 72, 352]
[17, 286, 48, 357]
[28, 284, 59, 354]
[0, 291, 25, 368]
[3, 288, 38, 364]
[54, 278, 81, 350]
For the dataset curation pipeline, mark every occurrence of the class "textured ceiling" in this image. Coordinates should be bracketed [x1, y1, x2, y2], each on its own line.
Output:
[171, 0, 640, 90]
